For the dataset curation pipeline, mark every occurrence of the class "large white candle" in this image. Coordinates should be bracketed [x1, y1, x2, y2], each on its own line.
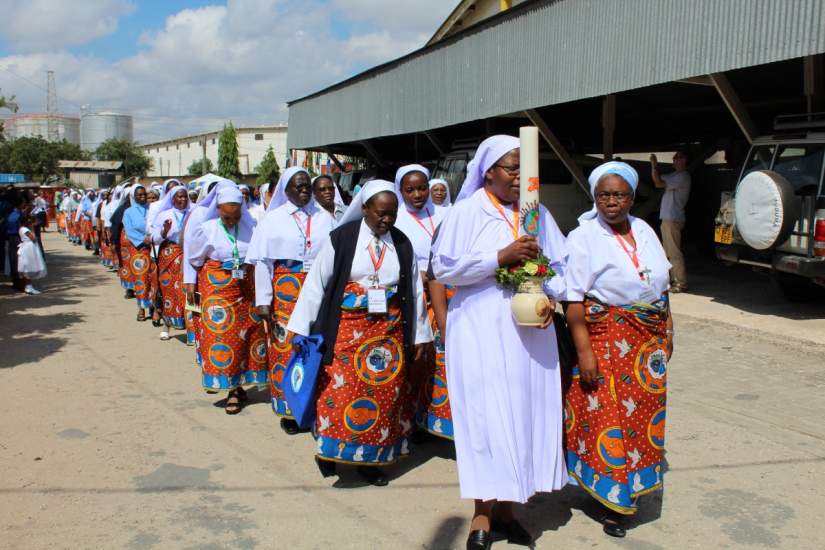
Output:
[519, 126, 540, 238]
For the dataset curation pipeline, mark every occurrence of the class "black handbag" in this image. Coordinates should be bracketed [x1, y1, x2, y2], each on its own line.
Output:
[553, 311, 577, 393]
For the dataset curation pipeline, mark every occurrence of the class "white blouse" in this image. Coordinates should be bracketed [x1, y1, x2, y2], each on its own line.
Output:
[565, 216, 671, 305]
[151, 208, 188, 245]
[187, 218, 254, 268]
[287, 219, 432, 344]
[394, 205, 443, 272]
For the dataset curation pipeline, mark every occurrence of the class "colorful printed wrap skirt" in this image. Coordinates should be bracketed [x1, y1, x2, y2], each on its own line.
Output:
[80, 217, 92, 245]
[68, 215, 80, 242]
[56, 212, 67, 234]
[118, 232, 135, 289]
[565, 296, 669, 515]
[197, 260, 269, 391]
[417, 286, 455, 440]
[157, 242, 186, 329]
[122, 239, 156, 309]
[267, 260, 306, 417]
[314, 282, 415, 466]
[100, 234, 114, 267]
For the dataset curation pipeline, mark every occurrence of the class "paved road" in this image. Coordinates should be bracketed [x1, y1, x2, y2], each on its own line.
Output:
[1, 232, 824, 550]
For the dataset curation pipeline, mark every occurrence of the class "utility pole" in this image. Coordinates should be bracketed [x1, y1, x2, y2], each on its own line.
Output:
[46, 70, 58, 142]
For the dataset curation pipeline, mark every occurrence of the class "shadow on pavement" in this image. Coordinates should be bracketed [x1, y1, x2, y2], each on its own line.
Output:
[680, 258, 825, 319]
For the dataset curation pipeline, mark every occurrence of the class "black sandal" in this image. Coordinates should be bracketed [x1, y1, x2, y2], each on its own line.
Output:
[315, 456, 337, 478]
[225, 392, 243, 415]
[236, 387, 248, 402]
[280, 418, 300, 435]
[136, 311, 146, 322]
[602, 514, 626, 538]
[357, 466, 388, 486]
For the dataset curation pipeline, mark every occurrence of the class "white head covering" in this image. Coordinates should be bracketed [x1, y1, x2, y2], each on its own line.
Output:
[268, 166, 310, 212]
[194, 173, 223, 203]
[394, 164, 431, 197]
[429, 178, 452, 208]
[456, 135, 520, 203]
[203, 185, 244, 221]
[153, 185, 189, 217]
[258, 183, 271, 208]
[577, 161, 639, 223]
[337, 179, 396, 226]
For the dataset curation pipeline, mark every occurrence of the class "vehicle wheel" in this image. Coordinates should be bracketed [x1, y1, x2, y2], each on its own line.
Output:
[772, 272, 818, 303]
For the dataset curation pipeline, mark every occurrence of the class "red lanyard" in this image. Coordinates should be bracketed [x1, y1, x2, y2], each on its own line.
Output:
[368, 240, 387, 272]
[485, 189, 519, 241]
[409, 207, 435, 237]
[292, 211, 312, 248]
[611, 225, 643, 278]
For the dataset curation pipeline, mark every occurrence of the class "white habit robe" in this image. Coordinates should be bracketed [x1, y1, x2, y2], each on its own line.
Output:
[431, 187, 569, 503]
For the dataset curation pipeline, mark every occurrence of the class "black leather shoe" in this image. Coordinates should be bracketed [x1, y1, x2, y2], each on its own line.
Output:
[315, 456, 337, 478]
[280, 418, 300, 435]
[466, 530, 492, 550]
[492, 518, 532, 546]
[602, 515, 626, 538]
[357, 466, 388, 486]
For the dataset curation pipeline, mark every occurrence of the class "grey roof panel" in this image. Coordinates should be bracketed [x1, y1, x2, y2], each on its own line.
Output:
[287, 0, 825, 150]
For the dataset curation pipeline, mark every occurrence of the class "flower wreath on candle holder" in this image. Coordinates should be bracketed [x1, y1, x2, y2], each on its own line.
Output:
[494, 254, 556, 290]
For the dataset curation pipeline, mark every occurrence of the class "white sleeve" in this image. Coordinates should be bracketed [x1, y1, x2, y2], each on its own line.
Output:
[187, 225, 209, 269]
[432, 250, 499, 287]
[412, 258, 434, 344]
[254, 259, 275, 307]
[286, 239, 335, 337]
[564, 231, 595, 302]
[182, 213, 200, 284]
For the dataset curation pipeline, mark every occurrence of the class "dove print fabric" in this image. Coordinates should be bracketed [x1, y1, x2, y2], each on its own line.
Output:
[120, 236, 156, 308]
[267, 261, 307, 417]
[418, 286, 455, 440]
[197, 260, 269, 391]
[314, 282, 414, 466]
[118, 231, 136, 290]
[565, 297, 669, 514]
[157, 243, 187, 329]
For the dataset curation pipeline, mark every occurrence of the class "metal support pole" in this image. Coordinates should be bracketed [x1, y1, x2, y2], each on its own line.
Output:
[423, 131, 447, 156]
[602, 94, 616, 161]
[709, 72, 758, 144]
[524, 109, 591, 198]
[324, 150, 345, 171]
[359, 140, 385, 167]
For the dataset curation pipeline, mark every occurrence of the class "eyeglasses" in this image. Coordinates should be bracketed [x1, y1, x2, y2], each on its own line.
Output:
[595, 191, 633, 202]
[495, 163, 520, 176]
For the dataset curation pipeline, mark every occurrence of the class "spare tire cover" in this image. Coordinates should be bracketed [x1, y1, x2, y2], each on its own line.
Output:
[734, 170, 798, 250]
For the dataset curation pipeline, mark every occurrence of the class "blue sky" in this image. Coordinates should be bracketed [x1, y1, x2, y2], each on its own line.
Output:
[0, 0, 456, 141]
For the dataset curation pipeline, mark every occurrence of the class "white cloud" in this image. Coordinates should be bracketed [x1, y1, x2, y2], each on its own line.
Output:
[0, 1, 459, 143]
[0, 0, 135, 52]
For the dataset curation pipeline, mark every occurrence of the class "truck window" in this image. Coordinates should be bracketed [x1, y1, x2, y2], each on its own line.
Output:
[742, 145, 775, 178]
[771, 145, 824, 192]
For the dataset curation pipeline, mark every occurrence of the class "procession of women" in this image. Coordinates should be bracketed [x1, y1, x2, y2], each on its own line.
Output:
[52, 134, 674, 549]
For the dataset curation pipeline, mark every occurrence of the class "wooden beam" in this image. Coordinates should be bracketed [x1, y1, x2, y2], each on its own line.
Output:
[676, 76, 714, 86]
[709, 72, 758, 144]
[359, 140, 385, 167]
[423, 131, 447, 156]
[602, 94, 616, 161]
[323, 149, 345, 171]
[524, 109, 591, 198]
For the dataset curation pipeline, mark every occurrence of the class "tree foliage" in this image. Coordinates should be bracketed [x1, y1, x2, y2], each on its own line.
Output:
[0, 137, 88, 181]
[217, 122, 242, 181]
[94, 138, 152, 178]
[255, 145, 280, 184]
[188, 157, 214, 176]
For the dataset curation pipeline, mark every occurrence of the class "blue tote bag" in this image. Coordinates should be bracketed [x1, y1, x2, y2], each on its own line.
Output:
[283, 334, 324, 429]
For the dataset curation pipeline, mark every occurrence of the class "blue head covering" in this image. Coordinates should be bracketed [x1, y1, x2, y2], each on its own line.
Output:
[578, 161, 639, 223]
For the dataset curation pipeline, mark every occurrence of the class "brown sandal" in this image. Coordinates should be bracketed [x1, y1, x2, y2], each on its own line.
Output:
[225, 392, 243, 415]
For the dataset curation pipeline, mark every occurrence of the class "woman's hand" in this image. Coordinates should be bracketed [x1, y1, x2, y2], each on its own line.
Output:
[537, 298, 555, 329]
[256, 305, 271, 319]
[184, 283, 196, 306]
[578, 348, 600, 388]
[497, 236, 539, 267]
[161, 219, 172, 239]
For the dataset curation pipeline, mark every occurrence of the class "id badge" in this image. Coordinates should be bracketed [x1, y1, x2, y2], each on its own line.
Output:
[639, 281, 660, 304]
[367, 287, 388, 314]
[232, 268, 245, 280]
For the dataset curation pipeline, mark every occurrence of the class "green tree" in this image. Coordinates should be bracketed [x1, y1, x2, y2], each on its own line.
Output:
[0, 91, 18, 141]
[255, 145, 280, 184]
[0, 136, 87, 181]
[188, 157, 214, 176]
[95, 138, 152, 178]
[217, 122, 241, 181]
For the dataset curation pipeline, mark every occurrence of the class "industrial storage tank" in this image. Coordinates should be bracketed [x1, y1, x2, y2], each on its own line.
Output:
[80, 111, 134, 151]
[5, 113, 81, 145]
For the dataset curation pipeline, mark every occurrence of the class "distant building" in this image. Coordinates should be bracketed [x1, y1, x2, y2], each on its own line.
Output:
[2, 113, 81, 144]
[58, 160, 124, 189]
[80, 111, 134, 151]
[140, 124, 319, 179]
[427, 0, 525, 45]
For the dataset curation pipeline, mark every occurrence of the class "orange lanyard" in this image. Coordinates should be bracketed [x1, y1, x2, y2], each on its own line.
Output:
[409, 207, 435, 237]
[292, 211, 312, 248]
[368, 240, 387, 272]
[485, 189, 519, 240]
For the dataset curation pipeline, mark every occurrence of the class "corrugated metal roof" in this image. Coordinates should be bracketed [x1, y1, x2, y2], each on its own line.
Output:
[58, 160, 123, 170]
[288, 0, 825, 150]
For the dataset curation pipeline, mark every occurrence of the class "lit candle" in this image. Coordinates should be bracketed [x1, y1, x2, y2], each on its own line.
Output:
[519, 126, 540, 238]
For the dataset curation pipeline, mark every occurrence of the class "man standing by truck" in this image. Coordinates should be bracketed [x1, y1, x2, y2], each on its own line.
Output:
[651, 151, 691, 292]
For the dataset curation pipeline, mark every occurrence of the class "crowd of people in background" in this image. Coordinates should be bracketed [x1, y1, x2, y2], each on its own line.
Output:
[18, 135, 685, 548]
[0, 186, 49, 294]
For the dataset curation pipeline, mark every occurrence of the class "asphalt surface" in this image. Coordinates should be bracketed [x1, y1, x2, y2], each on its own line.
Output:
[1, 231, 824, 550]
